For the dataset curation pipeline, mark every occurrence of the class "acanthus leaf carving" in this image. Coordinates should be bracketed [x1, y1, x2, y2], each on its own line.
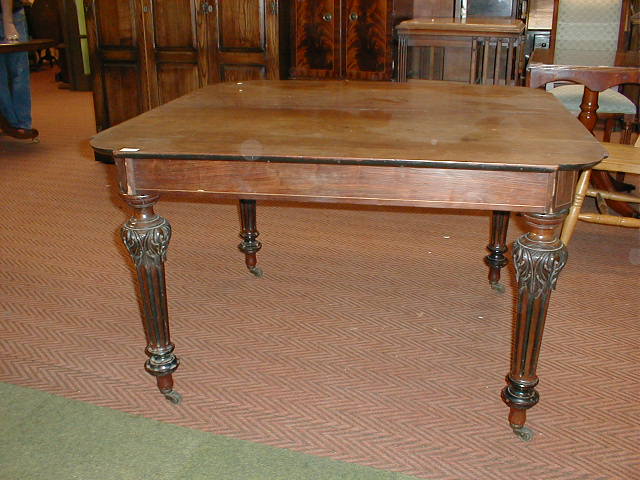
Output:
[121, 217, 172, 267]
[513, 237, 568, 299]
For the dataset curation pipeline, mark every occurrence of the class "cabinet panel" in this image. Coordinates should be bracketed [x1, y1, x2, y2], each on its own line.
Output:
[157, 65, 200, 104]
[86, 0, 288, 130]
[344, 0, 392, 79]
[291, 0, 396, 80]
[95, 0, 136, 46]
[103, 65, 143, 126]
[152, 0, 195, 48]
[218, 0, 264, 51]
[142, 1, 203, 107]
[86, 0, 146, 131]
[220, 64, 266, 81]
[291, 0, 340, 78]
[210, 0, 285, 82]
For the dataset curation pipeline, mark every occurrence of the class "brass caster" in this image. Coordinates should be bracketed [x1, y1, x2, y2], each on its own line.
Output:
[31, 137, 40, 144]
[162, 390, 182, 405]
[248, 266, 263, 278]
[511, 425, 534, 442]
[490, 282, 505, 293]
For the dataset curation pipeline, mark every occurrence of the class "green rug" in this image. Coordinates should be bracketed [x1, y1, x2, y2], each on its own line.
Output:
[0, 382, 418, 480]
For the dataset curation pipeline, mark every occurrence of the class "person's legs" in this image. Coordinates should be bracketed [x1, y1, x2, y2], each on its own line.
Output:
[0, 15, 21, 127]
[6, 9, 32, 129]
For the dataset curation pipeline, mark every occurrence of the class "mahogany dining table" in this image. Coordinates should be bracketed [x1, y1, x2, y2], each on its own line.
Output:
[90, 79, 606, 441]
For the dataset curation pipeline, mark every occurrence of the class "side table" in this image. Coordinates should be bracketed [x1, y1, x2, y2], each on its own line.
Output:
[396, 17, 525, 85]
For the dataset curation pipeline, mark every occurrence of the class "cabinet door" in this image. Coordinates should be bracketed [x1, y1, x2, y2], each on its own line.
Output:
[291, 0, 341, 78]
[208, 0, 285, 82]
[140, 0, 205, 107]
[85, 0, 147, 130]
[344, 0, 393, 80]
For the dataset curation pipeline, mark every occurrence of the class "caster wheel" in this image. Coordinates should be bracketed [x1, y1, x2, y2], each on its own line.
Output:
[490, 282, 505, 293]
[162, 390, 182, 405]
[249, 266, 263, 278]
[31, 137, 40, 144]
[512, 425, 534, 442]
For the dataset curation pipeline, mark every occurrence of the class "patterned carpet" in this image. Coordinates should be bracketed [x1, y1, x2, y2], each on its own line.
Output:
[1, 71, 638, 479]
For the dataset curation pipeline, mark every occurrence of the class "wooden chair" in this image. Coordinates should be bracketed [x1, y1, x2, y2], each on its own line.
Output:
[561, 136, 640, 243]
[547, 0, 638, 142]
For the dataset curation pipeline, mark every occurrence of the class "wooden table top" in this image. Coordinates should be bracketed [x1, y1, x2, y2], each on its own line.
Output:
[0, 38, 55, 54]
[396, 17, 525, 34]
[91, 80, 605, 172]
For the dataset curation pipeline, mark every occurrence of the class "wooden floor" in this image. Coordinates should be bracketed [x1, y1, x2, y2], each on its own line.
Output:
[1, 71, 638, 479]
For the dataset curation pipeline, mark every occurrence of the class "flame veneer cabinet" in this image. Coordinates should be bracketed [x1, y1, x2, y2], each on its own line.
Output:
[290, 0, 413, 80]
[84, 0, 290, 130]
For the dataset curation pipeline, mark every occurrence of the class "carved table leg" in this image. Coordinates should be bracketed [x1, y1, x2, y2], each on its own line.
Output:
[485, 210, 510, 293]
[238, 199, 263, 277]
[501, 212, 568, 441]
[121, 194, 181, 404]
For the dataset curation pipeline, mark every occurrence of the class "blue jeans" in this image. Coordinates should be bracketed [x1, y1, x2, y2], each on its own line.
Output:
[0, 8, 32, 129]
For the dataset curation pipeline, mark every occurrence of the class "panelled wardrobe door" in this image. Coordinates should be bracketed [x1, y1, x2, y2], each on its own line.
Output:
[208, 0, 289, 82]
[291, 0, 341, 78]
[140, 0, 205, 107]
[84, 0, 147, 131]
[344, 0, 393, 80]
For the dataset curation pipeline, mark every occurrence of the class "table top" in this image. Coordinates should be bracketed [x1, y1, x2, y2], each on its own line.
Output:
[91, 80, 605, 172]
[0, 38, 56, 54]
[396, 17, 525, 34]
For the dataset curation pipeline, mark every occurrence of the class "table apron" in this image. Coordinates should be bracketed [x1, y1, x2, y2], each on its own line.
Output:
[119, 158, 577, 213]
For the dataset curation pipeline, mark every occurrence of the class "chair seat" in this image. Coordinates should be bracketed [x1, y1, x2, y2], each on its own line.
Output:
[597, 142, 640, 174]
[550, 84, 637, 115]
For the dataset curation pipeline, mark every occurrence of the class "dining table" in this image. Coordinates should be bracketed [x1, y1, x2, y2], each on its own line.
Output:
[90, 79, 606, 441]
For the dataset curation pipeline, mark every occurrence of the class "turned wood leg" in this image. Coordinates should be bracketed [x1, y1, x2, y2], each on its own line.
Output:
[602, 117, 616, 143]
[485, 210, 510, 293]
[501, 212, 568, 441]
[121, 194, 181, 404]
[591, 171, 640, 217]
[621, 117, 634, 145]
[577, 87, 599, 134]
[561, 170, 591, 245]
[238, 199, 263, 277]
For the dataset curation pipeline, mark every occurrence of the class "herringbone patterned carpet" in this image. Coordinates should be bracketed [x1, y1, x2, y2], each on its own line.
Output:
[1, 71, 638, 479]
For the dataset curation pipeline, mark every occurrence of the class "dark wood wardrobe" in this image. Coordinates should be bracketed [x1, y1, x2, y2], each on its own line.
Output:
[85, 0, 290, 130]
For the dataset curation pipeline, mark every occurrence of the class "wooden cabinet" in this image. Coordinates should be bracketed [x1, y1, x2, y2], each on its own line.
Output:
[85, 0, 289, 130]
[291, 0, 411, 80]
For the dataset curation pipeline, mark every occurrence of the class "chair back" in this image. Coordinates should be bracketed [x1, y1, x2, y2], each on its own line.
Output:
[551, 0, 625, 56]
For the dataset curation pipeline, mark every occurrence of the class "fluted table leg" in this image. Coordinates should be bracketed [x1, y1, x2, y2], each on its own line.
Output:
[502, 211, 568, 441]
[121, 194, 181, 404]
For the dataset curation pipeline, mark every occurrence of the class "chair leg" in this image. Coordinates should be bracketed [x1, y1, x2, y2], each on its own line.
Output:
[603, 118, 616, 143]
[621, 117, 634, 145]
[590, 171, 640, 217]
[561, 169, 591, 245]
